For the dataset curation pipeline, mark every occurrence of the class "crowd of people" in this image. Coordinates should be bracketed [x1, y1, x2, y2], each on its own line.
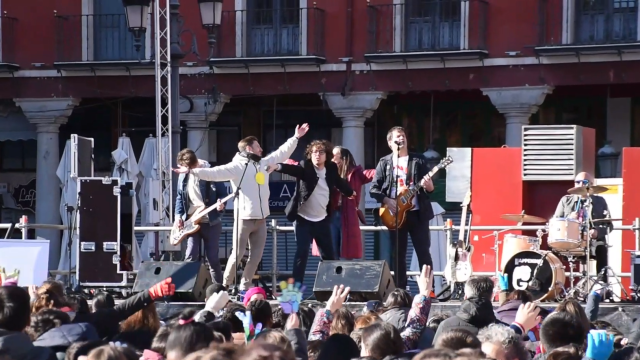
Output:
[0, 264, 635, 360]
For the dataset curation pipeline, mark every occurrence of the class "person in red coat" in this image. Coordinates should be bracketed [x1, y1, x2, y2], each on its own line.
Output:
[330, 146, 375, 259]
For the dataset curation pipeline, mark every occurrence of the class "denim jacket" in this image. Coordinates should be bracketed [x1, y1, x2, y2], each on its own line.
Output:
[175, 171, 228, 223]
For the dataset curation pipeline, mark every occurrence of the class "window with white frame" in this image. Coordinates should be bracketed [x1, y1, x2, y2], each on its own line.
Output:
[235, 0, 309, 57]
[563, 0, 639, 45]
[393, 0, 470, 52]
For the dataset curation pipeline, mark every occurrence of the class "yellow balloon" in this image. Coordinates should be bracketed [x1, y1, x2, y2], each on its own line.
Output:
[255, 172, 265, 185]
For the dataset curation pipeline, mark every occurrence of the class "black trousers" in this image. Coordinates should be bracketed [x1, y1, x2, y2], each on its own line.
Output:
[388, 210, 433, 289]
[594, 240, 608, 282]
[292, 215, 335, 284]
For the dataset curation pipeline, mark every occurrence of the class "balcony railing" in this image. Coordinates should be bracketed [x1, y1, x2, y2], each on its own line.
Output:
[211, 7, 325, 60]
[366, 0, 488, 54]
[538, 0, 640, 47]
[1, 15, 17, 65]
[54, 13, 145, 63]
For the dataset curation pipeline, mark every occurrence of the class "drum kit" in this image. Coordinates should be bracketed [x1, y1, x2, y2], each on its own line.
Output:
[487, 184, 626, 302]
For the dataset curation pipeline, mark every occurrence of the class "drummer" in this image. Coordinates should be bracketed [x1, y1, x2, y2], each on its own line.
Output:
[553, 172, 613, 281]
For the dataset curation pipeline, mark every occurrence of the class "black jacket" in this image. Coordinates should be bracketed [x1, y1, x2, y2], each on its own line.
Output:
[432, 297, 499, 342]
[33, 323, 99, 360]
[276, 160, 354, 222]
[369, 152, 435, 222]
[72, 290, 154, 340]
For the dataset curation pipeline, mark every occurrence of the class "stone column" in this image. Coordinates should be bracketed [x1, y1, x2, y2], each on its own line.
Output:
[321, 92, 387, 210]
[14, 98, 80, 269]
[181, 94, 230, 161]
[321, 92, 387, 169]
[482, 86, 554, 147]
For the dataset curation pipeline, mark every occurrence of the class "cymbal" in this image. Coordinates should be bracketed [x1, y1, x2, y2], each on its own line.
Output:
[591, 218, 625, 223]
[567, 185, 609, 196]
[500, 213, 547, 223]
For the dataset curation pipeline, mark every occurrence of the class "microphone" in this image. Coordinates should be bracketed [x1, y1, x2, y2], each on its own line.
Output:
[394, 140, 404, 148]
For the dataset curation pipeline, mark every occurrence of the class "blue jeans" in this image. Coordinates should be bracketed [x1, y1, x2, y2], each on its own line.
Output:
[330, 210, 342, 258]
[184, 221, 223, 283]
[292, 216, 335, 284]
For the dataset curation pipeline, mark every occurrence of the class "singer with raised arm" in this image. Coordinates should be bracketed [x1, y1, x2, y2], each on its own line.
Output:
[174, 124, 310, 292]
[553, 172, 613, 282]
[369, 126, 435, 289]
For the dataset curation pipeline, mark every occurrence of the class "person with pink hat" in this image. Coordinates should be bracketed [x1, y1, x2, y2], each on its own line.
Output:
[243, 287, 267, 306]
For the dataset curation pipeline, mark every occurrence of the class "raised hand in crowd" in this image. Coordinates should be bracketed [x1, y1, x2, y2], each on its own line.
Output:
[586, 330, 615, 360]
[148, 277, 176, 300]
[418, 265, 434, 298]
[285, 312, 300, 330]
[326, 284, 351, 314]
[514, 302, 542, 332]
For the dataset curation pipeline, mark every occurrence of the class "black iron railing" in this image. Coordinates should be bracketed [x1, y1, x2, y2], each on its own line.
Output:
[1, 15, 17, 64]
[212, 7, 325, 58]
[366, 0, 487, 54]
[54, 13, 145, 63]
[538, 0, 639, 47]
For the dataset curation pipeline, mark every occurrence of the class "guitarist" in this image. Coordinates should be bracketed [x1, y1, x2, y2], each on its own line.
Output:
[370, 126, 435, 289]
[175, 148, 229, 284]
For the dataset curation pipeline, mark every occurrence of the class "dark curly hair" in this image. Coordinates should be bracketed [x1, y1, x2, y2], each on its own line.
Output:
[305, 140, 333, 161]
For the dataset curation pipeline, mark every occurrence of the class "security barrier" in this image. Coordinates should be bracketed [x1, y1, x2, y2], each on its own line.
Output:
[2, 218, 639, 295]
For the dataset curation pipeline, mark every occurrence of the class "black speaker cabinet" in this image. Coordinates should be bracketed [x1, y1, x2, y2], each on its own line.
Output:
[133, 261, 212, 302]
[313, 260, 396, 302]
[77, 177, 136, 286]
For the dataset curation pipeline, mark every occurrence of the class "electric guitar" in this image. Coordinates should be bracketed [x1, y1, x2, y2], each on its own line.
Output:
[170, 193, 234, 245]
[379, 156, 453, 230]
[444, 191, 473, 283]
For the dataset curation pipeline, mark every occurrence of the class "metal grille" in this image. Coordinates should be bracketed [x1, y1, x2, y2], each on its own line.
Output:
[522, 125, 582, 181]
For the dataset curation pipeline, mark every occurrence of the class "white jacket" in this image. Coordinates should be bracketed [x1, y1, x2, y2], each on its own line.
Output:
[191, 136, 299, 219]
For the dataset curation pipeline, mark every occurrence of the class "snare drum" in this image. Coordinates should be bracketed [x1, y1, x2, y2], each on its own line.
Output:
[548, 218, 582, 250]
[500, 234, 539, 271]
[503, 250, 566, 301]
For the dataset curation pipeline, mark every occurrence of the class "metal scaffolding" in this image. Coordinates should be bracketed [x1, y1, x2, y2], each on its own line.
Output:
[154, 0, 173, 225]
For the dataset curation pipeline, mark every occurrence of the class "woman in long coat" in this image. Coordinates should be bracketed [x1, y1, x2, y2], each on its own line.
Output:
[328, 146, 375, 259]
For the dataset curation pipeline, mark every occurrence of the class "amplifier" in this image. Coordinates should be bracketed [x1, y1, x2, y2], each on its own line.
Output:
[77, 177, 136, 287]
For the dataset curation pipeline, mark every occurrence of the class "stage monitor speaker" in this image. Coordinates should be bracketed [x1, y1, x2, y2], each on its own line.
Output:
[313, 260, 396, 302]
[133, 261, 212, 302]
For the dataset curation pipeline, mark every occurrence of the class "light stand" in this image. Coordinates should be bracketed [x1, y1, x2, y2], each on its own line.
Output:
[393, 144, 400, 288]
[230, 160, 251, 296]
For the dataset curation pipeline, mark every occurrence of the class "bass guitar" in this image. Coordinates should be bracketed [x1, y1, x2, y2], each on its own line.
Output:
[444, 190, 473, 284]
[379, 156, 453, 230]
[170, 193, 234, 245]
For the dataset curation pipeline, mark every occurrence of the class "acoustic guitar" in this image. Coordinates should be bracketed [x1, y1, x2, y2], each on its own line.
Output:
[444, 191, 473, 284]
[379, 156, 453, 230]
[170, 193, 234, 245]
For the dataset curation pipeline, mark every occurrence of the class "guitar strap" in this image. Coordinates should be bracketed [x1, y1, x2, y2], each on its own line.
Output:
[406, 154, 415, 188]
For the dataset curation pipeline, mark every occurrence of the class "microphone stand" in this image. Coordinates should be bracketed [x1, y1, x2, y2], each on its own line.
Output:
[393, 144, 400, 288]
[230, 160, 251, 296]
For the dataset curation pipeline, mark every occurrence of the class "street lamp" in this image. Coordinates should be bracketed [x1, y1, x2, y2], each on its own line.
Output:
[197, 0, 223, 49]
[597, 140, 620, 178]
[122, 0, 151, 53]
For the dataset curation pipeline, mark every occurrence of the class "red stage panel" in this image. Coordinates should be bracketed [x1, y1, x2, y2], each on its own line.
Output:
[470, 148, 523, 273]
[621, 148, 640, 296]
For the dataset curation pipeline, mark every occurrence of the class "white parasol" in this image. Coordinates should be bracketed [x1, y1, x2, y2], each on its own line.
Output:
[111, 135, 142, 270]
[138, 136, 173, 256]
[56, 140, 78, 280]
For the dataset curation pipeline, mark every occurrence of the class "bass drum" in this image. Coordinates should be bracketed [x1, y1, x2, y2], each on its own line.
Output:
[503, 250, 565, 301]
